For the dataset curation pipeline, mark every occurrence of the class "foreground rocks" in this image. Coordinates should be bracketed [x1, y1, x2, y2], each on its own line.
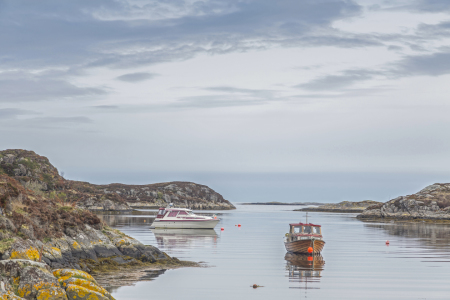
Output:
[0, 149, 235, 211]
[0, 259, 114, 300]
[0, 151, 200, 299]
[296, 200, 381, 213]
[358, 183, 450, 220]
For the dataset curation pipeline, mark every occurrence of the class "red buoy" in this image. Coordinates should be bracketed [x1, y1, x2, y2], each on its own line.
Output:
[238, 224, 241, 227]
[386, 240, 390, 245]
[221, 227, 224, 231]
[307, 247, 313, 253]
[307, 256, 313, 261]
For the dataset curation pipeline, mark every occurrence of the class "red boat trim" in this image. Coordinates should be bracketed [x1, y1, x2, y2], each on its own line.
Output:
[289, 223, 321, 227]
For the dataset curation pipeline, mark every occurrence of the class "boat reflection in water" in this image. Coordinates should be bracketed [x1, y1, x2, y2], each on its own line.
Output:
[151, 228, 218, 251]
[285, 252, 325, 291]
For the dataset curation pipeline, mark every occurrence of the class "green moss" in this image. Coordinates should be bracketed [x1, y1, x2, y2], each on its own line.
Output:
[19, 158, 39, 170]
[59, 206, 73, 212]
[157, 192, 163, 199]
[42, 173, 53, 187]
[0, 238, 15, 253]
[43, 237, 52, 243]
[14, 208, 26, 215]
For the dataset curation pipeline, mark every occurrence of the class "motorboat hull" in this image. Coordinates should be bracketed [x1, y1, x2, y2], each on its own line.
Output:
[151, 219, 220, 229]
[284, 239, 325, 254]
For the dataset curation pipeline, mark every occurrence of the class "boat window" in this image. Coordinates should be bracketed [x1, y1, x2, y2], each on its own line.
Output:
[293, 226, 301, 233]
[312, 226, 320, 234]
[157, 209, 165, 215]
[178, 211, 188, 216]
[168, 211, 178, 217]
[303, 226, 312, 234]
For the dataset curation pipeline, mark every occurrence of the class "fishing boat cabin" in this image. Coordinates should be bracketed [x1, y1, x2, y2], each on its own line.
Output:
[284, 222, 325, 254]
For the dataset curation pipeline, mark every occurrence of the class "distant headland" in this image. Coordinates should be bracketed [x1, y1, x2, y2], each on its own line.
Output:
[0, 149, 235, 211]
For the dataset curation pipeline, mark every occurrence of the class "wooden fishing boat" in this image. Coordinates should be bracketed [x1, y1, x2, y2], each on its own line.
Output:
[284, 221, 325, 254]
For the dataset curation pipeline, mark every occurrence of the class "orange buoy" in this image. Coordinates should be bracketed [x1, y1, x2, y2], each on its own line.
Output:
[307, 247, 313, 253]
[221, 227, 224, 231]
[238, 224, 241, 227]
[307, 256, 313, 261]
[252, 284, 258, 289]
[386, 240, 390, 245]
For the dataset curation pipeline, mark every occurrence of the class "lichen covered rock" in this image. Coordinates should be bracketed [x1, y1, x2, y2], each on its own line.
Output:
[53, 269, 113, 300]
[358, 183, 450, 220]
[35, 287, 67, 300]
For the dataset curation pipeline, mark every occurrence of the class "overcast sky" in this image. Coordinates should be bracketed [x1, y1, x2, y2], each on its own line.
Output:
[2, 0, 450, 191]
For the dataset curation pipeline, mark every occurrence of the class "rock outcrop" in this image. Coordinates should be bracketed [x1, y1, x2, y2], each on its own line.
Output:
[296, 200, 381, 213]
[0, 149, 235, 211]
[0, 259, 114, 300]
[0, 152, 198, 299]
[358, 183, 450, 220]
[97, 182, 235, 210]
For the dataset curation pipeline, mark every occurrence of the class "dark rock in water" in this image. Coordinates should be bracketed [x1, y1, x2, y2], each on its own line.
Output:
[358, 183, 450, 220]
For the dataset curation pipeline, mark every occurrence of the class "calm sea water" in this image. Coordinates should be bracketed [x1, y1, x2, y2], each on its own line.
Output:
[98, 205, 450, 300]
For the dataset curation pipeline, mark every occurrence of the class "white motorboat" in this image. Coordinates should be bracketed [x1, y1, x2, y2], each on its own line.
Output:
[150, 206, 220, 229]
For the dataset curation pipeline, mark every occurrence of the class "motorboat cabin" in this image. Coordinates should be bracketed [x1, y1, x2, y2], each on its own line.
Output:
[151, 207, 220, 229]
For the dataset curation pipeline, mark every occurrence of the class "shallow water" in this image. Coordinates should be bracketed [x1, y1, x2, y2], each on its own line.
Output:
[98, 205, 450, 299]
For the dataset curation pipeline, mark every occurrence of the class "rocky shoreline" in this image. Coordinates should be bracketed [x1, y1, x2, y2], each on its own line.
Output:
[295, 200, 381, 213]
[0, 149, 203, 299]
[358, 183, 450, 221]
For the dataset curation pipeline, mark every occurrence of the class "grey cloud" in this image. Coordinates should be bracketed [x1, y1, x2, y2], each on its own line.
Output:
[394, 51, 450, 76]
[297, 69, 380, 91]
[297, 50, 450, 92]
[0, 108, 36, 118]
[0, 72, 107, 102]
[170, 86, 281, 108]
[403, 0, 450, 13]
[204, 86, 277, 98]
[172, 95, 268, 108]
[30, 117, 93, 124]
[92, 105, 119, 109]
[116, 72, 157, 82]
[0, 0, 372, 71]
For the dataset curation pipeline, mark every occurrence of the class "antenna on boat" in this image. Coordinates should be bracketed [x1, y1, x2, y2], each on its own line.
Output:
[305, 212, 308, 224]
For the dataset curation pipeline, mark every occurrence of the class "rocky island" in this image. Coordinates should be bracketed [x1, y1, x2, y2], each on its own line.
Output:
[0, 149, 209, 299]
[296, 200, 381, 213]
[0, 149, 235, 211]
[358, 183, 450, 221]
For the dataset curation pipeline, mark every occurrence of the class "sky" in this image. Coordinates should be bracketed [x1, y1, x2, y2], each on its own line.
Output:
[2, 0, 450, 202]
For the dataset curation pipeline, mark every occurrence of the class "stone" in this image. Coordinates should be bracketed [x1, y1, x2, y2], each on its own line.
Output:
[17, 266, 59, 299]
[65, 285, 109, 300]
[36, 287, 68, 300]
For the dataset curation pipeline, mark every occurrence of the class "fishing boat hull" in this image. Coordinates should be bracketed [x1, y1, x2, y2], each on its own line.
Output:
[284, 239, 325, 254]
[151, 219, 220, 229]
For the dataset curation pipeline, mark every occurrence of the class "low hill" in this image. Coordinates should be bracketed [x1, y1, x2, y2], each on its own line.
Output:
[295, 200, 381, 213]
[358, 183, 450, 220]
[0, 149, 235, 211]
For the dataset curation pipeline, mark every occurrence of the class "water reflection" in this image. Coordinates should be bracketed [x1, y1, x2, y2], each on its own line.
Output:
[363, 221, 450, 251]
[151, 229, 218, 250]
[99, 214, 155, 227]
[285, 253, 325, 290]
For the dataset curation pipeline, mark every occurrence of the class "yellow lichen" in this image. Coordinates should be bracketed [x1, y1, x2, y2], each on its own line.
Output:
[36, 287, 67, 300]
[72, 242, 81, 250]
[66, 285, 104, 300]
[10, 247, 40, 261]
[53, 270, 96, 283]
[62, 278, 109, 297]
[13, 276, 20, 286]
